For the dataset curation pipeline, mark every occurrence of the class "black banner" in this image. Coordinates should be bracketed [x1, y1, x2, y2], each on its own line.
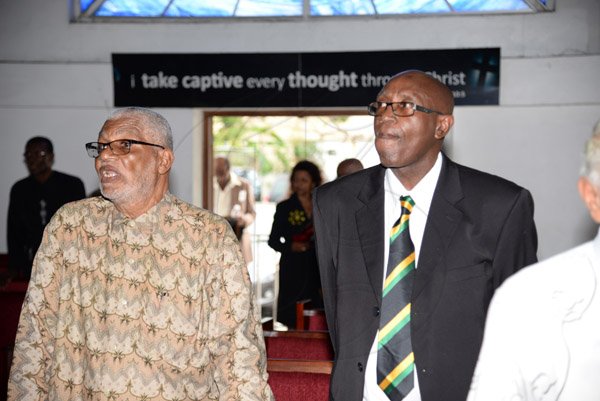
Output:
[112, 48, 500, 108]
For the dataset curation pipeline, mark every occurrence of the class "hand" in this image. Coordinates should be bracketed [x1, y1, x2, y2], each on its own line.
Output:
[292, 241, 310, 252]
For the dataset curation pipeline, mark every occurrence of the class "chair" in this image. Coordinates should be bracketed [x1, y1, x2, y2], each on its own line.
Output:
[267, 359, 332, 401]
[264, 330, 333, 360]
[296, 300, 328, 331]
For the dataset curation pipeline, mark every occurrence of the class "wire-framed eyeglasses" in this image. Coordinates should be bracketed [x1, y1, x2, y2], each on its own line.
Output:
[85, 139, 165, 158]
[367, 101, 444, 117]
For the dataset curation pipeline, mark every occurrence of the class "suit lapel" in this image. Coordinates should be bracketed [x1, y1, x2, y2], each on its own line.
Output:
[413, 156, 464, 305]
[353, 159, 465, 308]
[355, 166, 386, 303]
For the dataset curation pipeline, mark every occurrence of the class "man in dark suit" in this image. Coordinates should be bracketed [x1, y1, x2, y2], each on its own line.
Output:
[312, 70, 538, 401]
[7, 136, 85, 280]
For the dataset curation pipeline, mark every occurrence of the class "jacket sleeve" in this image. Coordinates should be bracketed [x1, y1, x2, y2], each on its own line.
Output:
[312, 189, 338, 354]
[491, 188, 538, 289]
[241, 180, 256, 228]
[267, 202, 291, 254]
[7, 185, 28, 275]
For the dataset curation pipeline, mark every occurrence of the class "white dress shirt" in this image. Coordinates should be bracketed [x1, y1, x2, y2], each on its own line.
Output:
[213, 171, 246, 217]
[363, 153, 442, 401]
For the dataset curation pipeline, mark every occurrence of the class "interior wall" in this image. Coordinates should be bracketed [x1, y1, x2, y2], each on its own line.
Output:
[0, 0, 599, 259]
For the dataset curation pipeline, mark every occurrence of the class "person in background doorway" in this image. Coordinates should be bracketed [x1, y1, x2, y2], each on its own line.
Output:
[7, 136, 85, 280]
[467, 120, 600, 401]
[336, 157, 364, 178]
[313, 70, 538, 401]
[213, 156, 256, 266]
[8, 107, 273, 401]
[268, 160, 323, 329]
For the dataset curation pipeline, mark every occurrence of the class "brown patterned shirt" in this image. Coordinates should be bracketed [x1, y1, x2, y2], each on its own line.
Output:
[8, 193, 273, 401]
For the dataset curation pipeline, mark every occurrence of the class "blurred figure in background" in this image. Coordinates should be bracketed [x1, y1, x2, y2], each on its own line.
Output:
[213, 156, 256, 266]
[7, 136, 85, 280]
[337, 157, 364, 178]
[268, 160, 323, 329]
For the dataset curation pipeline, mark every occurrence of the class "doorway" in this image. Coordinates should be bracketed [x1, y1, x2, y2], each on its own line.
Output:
[203, 110, 379, 322]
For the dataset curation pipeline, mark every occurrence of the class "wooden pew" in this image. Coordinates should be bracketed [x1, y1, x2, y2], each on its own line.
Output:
[296, 300, 328, 331]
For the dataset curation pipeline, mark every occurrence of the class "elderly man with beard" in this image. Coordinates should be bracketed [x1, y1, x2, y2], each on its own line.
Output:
[8, 107, 273, 401]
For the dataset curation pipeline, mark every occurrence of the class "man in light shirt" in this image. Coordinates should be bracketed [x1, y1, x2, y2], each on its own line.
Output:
[213, 156, 256, 265]
[8, 107, 273, 401]
[468, 120, 600, 401]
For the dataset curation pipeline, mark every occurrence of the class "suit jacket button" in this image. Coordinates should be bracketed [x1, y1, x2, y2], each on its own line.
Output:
[357, 362, 364, 372]
[374, 307, 380, 316]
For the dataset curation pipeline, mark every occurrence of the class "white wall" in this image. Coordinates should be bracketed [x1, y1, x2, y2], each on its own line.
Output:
[0, 0, 599, 259]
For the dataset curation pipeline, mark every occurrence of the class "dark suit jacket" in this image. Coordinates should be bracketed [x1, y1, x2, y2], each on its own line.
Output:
[312, 155, 538, 401]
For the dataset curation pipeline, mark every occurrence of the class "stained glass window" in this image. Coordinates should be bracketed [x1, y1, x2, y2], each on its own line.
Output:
[76, 0, 552, 19]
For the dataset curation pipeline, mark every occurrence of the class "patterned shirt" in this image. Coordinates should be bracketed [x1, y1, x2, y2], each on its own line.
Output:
[8, 192, 273, 401]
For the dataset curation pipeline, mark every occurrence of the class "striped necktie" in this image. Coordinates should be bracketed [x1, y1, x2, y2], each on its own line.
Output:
[377, 195, 415, 400]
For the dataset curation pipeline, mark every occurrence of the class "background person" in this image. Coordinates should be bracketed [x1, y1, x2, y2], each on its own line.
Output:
[336, 157, 364, 178]
[313, 70, 538, 401]
[268, 160, 323, 329]
[467, 120, 600, 401]
[8, 107, 273, 401]
[6, 136, 85, 280]
[213, 155, 256, 266]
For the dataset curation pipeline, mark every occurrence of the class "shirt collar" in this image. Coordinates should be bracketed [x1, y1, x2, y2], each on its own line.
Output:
[110, 192, 173, 234]
[385, 152, 442, 212]
[213, 171, 242, 191]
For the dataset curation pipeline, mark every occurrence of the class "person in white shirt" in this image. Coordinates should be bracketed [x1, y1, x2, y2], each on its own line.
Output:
[467, 119, 600, 401]
[213, 156, 256, 265]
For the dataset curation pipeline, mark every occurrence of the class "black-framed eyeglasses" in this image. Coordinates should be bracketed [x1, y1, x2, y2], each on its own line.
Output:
[85, 139, 165, 158]
[23, 150, 48, 159]
[367, 101, 444, 117]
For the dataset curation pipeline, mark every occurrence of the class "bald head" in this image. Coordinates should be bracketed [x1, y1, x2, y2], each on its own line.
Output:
[383, 70, 455, 115]
[337, 158, 364, 178]
[214, 156, 231, 189]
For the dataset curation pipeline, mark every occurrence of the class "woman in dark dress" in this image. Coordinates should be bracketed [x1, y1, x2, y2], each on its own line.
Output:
[268, 160, 323, 329]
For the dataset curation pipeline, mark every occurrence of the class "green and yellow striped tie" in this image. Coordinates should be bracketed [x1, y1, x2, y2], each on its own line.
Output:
[377, 195, 415, 400]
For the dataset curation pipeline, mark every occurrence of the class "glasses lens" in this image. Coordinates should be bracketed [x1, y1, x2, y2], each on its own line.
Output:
[85, 143, 100, 158]
[391, 102, 414, 117]
[111, 140, 131, 156]
[24, 151, 47, 159]
[367, 102, 380, 116]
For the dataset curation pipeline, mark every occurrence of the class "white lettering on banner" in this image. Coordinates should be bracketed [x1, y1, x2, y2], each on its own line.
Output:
[181, 72, 244, 91]
[360, 73, 391, 88]
[132, 70, 469, 96]
[287, 70, 359, 92]
[141, 72, 179, 89]
[426, 70, 467, 86]
[246, 77, 286, 91]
